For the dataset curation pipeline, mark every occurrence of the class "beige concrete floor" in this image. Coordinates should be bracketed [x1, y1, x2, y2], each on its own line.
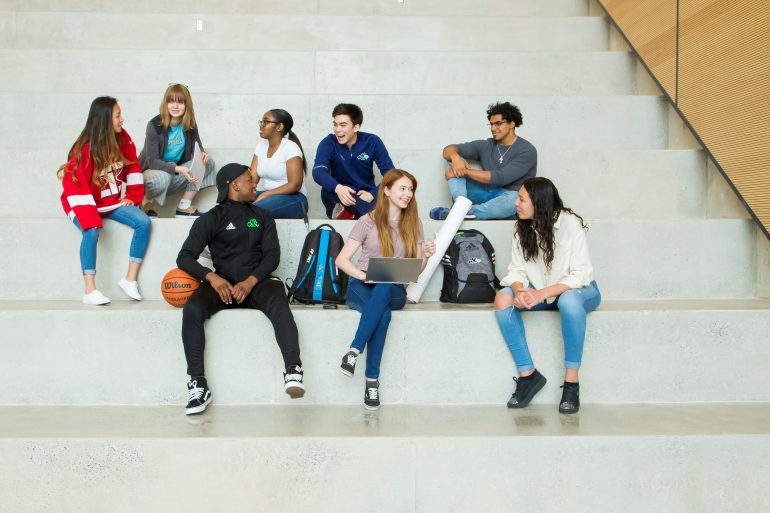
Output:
[3, 403, 770, 438]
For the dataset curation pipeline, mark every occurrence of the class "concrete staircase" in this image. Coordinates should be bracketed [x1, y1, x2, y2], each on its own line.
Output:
[1, 0, 769, 511]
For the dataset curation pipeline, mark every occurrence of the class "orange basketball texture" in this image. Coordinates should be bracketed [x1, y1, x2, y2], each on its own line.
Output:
[161, 268, 200, 307]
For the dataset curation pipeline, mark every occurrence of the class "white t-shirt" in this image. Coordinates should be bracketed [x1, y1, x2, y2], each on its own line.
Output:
[253, 138, 307, 196]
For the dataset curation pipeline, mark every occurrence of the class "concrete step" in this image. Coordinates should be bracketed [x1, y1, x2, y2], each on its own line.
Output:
[2, 299, 769, 405]
[0, 50, 638, 96]
[0, 12, 608, 52]
[3, 404, 767, 512]
[4, 148, 710, 221]
[0, 0, 592, 17]
[0, 93, 669, 151]
[0, 218, 756, 301]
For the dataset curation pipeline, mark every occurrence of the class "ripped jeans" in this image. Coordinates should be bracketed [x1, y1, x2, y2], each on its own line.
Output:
[494, 281, 601, 372]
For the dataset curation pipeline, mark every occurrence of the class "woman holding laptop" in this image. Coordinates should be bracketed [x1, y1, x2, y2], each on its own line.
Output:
[335, 169, 435, 409]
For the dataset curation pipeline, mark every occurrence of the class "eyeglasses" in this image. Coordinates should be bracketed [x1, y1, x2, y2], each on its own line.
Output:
[259, 120, 278, 127]
[487, 121, 510, 129]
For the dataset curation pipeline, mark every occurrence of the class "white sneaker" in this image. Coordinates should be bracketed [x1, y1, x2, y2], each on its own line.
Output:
[83, 289, 111, 305]
[118, 278, 142, 301]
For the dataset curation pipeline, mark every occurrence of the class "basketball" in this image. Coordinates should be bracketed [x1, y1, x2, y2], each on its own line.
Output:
[161, 268, 200, 307]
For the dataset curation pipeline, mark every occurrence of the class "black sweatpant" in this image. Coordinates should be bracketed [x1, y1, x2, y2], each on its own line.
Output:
[182, 277, 301, 377]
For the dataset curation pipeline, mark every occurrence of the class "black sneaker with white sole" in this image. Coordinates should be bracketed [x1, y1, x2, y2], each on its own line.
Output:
[185, 377, 212, 415]
[284, 365, 305, 399]
[340, 350, 358, 377]
[364, 380, 380, 410]
[507, 369, 547, 409]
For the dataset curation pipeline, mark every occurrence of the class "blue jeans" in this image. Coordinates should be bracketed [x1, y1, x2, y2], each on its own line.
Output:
[321, 187, 377, 218]
[448, 177, 518, 219]
[71, 205, 151, 275]
[345, 278, 407, 379]
[494, 281, 601, 372]
[254, 191, 308, 219]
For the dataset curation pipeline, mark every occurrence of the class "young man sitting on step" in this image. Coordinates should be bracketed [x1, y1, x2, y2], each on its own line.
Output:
[312, 103, 395, 220]
[431, 101, 537, 221]
[177, 163, 305, 415]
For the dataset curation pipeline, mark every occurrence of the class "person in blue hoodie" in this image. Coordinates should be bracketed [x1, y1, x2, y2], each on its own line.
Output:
[312, 103, 395, 219]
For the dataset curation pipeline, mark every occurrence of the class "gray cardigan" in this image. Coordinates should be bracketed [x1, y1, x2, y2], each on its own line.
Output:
[138, 115, 204, 174]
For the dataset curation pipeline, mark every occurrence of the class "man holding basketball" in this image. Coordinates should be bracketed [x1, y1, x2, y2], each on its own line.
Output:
[176, 163, 304, 415]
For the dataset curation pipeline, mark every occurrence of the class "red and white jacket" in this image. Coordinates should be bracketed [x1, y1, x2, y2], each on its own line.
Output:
[60, 130, 145, 230]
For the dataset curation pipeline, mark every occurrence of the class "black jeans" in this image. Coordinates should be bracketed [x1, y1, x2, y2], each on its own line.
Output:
[182, 277, 301, 377]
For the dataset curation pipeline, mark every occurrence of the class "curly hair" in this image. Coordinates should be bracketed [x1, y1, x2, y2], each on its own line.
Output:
[515, 177, 586, 270]
[486, 101, 523, 127]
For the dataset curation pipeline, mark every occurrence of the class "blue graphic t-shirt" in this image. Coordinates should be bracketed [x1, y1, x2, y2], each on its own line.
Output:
[162, 123, 185, 163]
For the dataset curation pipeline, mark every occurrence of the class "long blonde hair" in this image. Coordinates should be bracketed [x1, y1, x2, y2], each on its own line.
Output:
[371, 169, 420, 258]
[56, 96, 128, 186]
[159, 83, 197, 131]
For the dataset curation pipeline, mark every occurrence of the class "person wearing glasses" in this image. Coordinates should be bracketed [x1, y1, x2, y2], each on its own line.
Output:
[139, 83, 217, 218]
[248, 109, 308, 219]
[312, 103, 395, 220]
[430, 101, 537, 220]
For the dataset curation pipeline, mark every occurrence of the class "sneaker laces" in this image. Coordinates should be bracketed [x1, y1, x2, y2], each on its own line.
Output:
[511, 376, 525, 400]
[345, 353, 357, 366]
[188, 381, 204, 402]
[367, 387, 379, 400]
[285, 369, 303, 383]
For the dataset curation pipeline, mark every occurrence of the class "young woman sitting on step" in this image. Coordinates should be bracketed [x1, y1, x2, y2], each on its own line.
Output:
[494, 177, 601, 414]
[57, 96, 151, 305]
[139, 83, 217, 218]
[248, 108, 308, 219]
[335, 169, 435, 409]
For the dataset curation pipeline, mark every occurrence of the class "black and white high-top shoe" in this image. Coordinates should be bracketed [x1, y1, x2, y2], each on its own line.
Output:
[284, 365, 305, 399]
[185, 378, 212, 415]
[340, 350, 358, 377]
[364, 380, 380, 410]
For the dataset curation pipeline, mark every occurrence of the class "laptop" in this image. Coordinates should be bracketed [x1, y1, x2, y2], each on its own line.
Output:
[364, 257, 422, 284]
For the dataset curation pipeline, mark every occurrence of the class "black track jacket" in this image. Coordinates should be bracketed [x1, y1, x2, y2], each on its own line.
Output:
[177, 199, 280, 284]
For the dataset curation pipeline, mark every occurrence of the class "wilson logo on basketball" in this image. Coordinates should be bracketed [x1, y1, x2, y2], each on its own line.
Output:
[165, 282, 192, 290]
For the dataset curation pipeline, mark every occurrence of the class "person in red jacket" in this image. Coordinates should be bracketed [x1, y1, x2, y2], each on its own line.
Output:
[57, 96, 152, 305]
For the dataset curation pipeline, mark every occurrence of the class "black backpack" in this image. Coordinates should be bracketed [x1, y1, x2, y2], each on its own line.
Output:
[287, 224, 347, 306]
[440, 229, 500, 303]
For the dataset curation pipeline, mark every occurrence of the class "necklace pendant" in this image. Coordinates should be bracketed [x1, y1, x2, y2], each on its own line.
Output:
[499, 156, 503, 164]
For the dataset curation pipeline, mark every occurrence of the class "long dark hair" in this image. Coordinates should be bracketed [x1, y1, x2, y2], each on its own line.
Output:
[269, 108, 306, 174]
[515, 177, 586, 270]
[57, 96, 127, 186]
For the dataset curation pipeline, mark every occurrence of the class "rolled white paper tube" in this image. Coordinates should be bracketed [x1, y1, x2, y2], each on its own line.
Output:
[406, 196, 472, 303]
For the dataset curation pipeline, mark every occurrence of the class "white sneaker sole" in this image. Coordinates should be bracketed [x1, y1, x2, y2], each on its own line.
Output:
[340, 367, 354, 378]
[284, 382, 305, 399]
[364, 403, 380, 410]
